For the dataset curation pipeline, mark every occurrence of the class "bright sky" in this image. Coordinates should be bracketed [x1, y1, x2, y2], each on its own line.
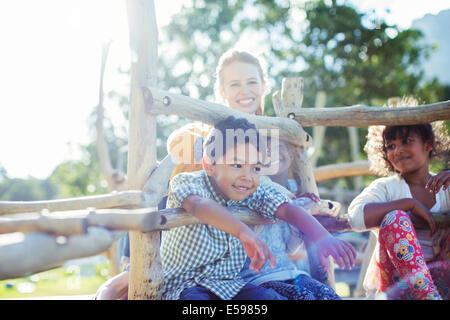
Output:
[0, 0, 448, 180]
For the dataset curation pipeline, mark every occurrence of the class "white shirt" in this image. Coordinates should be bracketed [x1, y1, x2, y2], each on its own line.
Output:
[348, 173, 449, 295]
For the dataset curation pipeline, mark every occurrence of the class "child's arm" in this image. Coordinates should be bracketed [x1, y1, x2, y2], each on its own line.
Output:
[275, 202, 356, 271]
[182, 194, 275, 273]
[363, 198, 436, 235]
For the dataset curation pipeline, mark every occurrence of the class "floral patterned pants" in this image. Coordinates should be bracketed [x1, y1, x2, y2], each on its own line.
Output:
[377, 210, 449, 300]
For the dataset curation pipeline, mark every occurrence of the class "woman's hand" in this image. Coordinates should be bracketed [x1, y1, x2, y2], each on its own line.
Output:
[426, 170, 450, 194]
[316, 235, 356, 271]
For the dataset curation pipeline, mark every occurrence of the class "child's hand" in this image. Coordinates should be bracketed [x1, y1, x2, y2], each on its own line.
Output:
[426, 170, 450, 194]
[410, 199, 436, 236]
[316, 235, 356, 271]
[293, 192, 320, 203]
[238, 228, 276, 273]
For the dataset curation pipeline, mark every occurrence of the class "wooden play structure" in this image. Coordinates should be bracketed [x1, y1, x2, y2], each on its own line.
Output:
[0, 1, 449, 299]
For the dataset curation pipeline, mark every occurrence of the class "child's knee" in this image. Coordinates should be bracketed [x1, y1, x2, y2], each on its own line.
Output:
[380, 210, 410, 231]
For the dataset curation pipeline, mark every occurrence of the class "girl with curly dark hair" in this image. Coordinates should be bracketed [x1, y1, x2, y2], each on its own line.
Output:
[349, 97, 449, 300]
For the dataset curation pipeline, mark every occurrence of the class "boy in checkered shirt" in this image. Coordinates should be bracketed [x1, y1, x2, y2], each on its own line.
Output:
[161, 116, 355, 300]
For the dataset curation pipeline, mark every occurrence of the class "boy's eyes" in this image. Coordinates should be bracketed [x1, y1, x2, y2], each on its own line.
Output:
[230, 164, 262, 172]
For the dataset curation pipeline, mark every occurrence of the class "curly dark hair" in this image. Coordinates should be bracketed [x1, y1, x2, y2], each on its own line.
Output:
[365, 97, 449, 176]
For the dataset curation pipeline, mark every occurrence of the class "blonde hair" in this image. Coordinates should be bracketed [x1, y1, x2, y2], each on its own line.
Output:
[215, 49, 267, 115]
[365, 96, 449, 176]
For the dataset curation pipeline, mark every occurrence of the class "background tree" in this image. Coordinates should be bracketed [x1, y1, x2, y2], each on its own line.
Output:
[156, 0, 447, 191]
[3, 0, 447, 202]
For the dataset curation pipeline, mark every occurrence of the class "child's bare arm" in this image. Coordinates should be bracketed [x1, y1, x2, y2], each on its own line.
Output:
[182, 194, 275, 273]
[275, 202, 356, 270]
[364, 198, 436, 235]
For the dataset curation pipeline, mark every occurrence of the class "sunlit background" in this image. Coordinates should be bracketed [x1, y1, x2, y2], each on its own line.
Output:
[0, 0, 448, 179]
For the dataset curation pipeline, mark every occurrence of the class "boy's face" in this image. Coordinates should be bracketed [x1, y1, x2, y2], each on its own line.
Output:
[203, 142, 262, 201]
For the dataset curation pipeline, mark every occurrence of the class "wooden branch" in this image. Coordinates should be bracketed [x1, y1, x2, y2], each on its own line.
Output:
[275, 78, 331, 285]
[143, 86, 312, 149]
[284, 101, 450, 127]
[126, 0, 162, 301]
[142, 155, 176, 207]
[96, 41, 127, 192]
[314, 215, 351, 233]
[0, 190, 145, 215]
[314, 160, 374, 182]
[0, 227, 125, 280]
[409, 211, 450, 230]
[0, 198, 347, 236]
[309, 91, 327, 167]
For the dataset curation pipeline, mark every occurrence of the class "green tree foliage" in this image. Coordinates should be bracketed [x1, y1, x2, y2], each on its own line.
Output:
[0, 165, 57, 201]
[6, 1, 446, 200]
[155, 0, 447, 190]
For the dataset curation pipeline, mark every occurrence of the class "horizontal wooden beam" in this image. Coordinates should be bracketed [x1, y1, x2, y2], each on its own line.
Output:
[283, 100, 450, 127]
[2, 203, 448, 237]
[0, 198, 343, 236]
[0, 227, 125, 280]
[143, 86, 312, 148]
[314, 160, 374, 182]
[0, 191, 146, 216]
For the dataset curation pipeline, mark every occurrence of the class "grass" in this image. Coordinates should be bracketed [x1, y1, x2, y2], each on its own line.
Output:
[0, 259, 110, 299]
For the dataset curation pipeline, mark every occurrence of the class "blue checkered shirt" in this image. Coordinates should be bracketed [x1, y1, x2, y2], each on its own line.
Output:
[161, 170, 291, 300]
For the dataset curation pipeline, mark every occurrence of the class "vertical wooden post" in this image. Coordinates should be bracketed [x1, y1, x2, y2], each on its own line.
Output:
[309, 91, 326, 168]
[348, 127, 363, 190]
[126, 0, 162, 300]
[273, 78, 335, 288]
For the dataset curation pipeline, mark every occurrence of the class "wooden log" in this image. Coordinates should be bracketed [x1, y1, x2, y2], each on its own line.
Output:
[314, 215, 351, 233]
[309, 91, 327, 167]
[314, 160, 373, 182]
[409, 211, 450, 230]
[126, 0, 162, 300]
[282, 100, 450, 127]
[142, 154, 176, 206]
[274, 77, 334, 287]
[348, 126, 363, 190]
[0, 227, 125, 280]
[0, 190, 145, 215]
[143, 86, 312, 149]
[0, 198, 344, 235]
[96, 40, 127, 194]
[0, 212, 87, 236]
